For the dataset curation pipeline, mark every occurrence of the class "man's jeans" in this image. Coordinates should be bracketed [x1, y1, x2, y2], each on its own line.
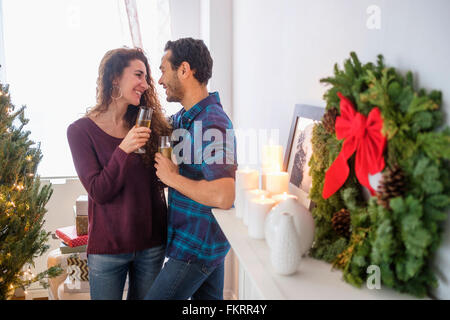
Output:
[88, 245, 165, 300]
[144, 258, 224, 300]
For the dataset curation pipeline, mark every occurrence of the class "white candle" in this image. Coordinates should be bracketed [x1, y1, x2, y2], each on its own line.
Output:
[261, 144, 283, 190]
[265, 171, 289, 195]
[271, 192, 298, 205]
[261, 172, 268, 190]
[235, 167, 259, 219]
[261, 145, 283, 173]
[235, 167, 259, 190]
[244, 189, 270, 226]
[248, 195, 276, 239]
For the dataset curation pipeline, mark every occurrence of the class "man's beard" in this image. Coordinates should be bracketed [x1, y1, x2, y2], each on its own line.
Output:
[166, 77, 184, 103]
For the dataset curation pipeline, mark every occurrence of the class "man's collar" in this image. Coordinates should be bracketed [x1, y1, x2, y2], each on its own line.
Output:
[182, 92, 221, 123]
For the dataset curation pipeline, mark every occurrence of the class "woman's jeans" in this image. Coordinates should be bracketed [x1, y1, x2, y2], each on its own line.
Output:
[144, 258, 224, 300]
[88, 245, 165, 300]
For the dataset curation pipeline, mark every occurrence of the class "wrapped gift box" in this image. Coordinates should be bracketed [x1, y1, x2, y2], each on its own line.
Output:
[75, 195, 88, 216]
[66, 255, 89, 281]
[60, 242, 87, 254]
[75, 215, 88, 236]
[56, 225, 88, 247]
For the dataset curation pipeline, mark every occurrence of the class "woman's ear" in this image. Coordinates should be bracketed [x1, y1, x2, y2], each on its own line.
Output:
[112, 75, 121, 86]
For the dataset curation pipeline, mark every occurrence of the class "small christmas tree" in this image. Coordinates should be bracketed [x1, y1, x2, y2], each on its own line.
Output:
[0, 74, 62, 299]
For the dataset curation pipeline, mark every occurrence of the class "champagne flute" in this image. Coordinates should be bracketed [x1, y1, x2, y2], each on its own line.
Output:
[156, 136, 172, 187]
[159, 136, 172, 159]
[134, 106, 153, 154]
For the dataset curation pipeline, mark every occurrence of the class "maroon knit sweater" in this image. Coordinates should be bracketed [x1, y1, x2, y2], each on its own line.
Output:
[67, 117, 167, 254]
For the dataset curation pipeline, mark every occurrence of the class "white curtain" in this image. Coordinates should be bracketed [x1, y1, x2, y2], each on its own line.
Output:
[124, 0, 143, 49]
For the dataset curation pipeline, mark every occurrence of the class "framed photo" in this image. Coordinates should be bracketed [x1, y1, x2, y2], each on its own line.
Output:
[283, 104, 324, 210]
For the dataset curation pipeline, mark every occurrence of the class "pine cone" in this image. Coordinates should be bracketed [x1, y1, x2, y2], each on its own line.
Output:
[377, 165, 406, 209]
[331, 208, 351, 238]
[322, 107, 338, 134]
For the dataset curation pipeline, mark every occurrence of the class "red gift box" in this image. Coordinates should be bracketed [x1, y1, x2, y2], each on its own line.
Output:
[56, 225, 88, 247]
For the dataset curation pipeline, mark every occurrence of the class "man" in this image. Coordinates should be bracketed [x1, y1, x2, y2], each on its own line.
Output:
[145, 38, 237, 300]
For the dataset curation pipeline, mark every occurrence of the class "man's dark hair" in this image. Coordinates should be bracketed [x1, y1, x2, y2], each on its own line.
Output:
[164, 38, 213, 85]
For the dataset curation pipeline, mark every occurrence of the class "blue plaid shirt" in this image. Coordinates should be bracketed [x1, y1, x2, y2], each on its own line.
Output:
[167, 92, 237, 267]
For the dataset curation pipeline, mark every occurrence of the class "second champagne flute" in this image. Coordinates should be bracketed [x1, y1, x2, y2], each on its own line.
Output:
[158, 136, 172, 159]
[134, 106, 153, 154]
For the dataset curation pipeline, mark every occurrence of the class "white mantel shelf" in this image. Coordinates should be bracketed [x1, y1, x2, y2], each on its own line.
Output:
[212, 208, 419, 300]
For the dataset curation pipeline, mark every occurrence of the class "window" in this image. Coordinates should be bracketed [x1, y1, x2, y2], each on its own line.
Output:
[2, 0, 178, 177]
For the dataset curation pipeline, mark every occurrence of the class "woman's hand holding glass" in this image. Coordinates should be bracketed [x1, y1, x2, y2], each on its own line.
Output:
[119, 126, 151, 154]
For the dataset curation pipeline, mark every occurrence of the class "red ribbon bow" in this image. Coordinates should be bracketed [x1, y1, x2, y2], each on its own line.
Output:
[322, 92, 386, 199]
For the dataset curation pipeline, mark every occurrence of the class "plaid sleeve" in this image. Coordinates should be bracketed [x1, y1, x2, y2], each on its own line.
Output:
[198, 106, 237, 181]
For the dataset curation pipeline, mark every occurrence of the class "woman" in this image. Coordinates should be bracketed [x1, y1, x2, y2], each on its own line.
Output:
[67, 47, 171, 300]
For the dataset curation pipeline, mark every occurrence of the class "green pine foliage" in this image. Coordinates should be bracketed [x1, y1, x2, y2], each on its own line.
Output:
[0, 80, 63, 299]
[309, 52, 450, 297]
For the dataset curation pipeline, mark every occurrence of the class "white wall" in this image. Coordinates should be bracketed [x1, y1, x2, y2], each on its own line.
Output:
[233, 0, 450, 147]
[207, 0, 233, 118]
[232, 0, 450, 299]
[169, 0, 201, 39]
[169, 0, 234, 117]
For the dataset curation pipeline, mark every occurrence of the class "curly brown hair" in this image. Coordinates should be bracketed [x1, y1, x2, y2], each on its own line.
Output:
[87, 47, 172, 167]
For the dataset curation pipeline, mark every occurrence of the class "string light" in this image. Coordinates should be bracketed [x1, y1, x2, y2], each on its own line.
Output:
[24, 266, 35, 281]
[25, 156, 32, 162]
[13, 183, 24, 191]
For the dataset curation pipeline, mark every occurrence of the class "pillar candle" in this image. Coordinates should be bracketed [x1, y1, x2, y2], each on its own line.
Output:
[248, 195, 276, 239]
[261, 145, 283, 173]
[271, 192, 298, 205]
[261, 144, 283, 190]
[261, 172, 268, 190]
[265, 171, 289, 195]
[235, 168, 259, 219]
[243, 189, 270, 226]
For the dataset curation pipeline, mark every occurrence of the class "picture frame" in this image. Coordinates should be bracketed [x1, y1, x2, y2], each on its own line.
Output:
[283, 104, 325, 211]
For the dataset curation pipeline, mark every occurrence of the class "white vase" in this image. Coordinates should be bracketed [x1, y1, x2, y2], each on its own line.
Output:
[270, 212, 302, 275]
[265, 198, 315, 256]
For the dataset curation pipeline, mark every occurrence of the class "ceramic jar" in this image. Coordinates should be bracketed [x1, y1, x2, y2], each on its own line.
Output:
[270, 212, 302, 275]
[265, 198, 315, 256]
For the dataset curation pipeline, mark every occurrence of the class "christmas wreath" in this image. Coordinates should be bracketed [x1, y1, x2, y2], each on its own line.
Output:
[309, 52, 450, 297]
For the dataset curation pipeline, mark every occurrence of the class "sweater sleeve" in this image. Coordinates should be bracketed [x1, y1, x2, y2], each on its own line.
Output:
[67, 121, 130, 205]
